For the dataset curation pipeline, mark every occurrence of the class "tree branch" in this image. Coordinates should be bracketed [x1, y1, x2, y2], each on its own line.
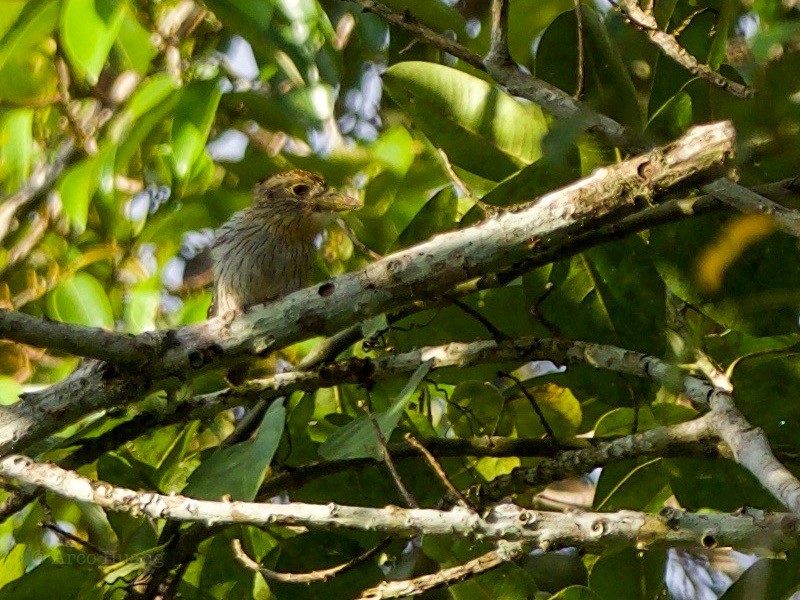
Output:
[0, 122, 735, 455]
[357, 541, 524, 598]
[0, 309, 156, 364]
[232, 537, 389, 584]
[614, 0, 755, 99]
[0, 455, 797, 552]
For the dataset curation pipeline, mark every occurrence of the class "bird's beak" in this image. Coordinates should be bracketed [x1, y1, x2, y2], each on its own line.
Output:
[314, 189, 362, 213]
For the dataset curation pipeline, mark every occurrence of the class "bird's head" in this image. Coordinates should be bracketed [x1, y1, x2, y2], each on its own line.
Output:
[252, 170, 361, 217]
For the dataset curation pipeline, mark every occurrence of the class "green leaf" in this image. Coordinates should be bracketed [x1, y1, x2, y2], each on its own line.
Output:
[0, 376, 22, 406]
[549, 586, 602, 600]
[183, 399, 286, 501]
[0, 108, 33, 192]
[0, 0, 58, 73]
[645, 91, 693, 141]
[650, 213, 800, 336]
[0, 0, 58, 104]
[523, 236, 666, 354]
[60, 0, 125, 84]
[171, 79, 223, 180]
[480, 146, 583, 208]
[45, 272, 114, 329]
[589, 548, 666, 600]
[0, 560, 99, 599]
[58, 157, 99, 232]
[383, 62, 547, 180]
[719, 556, 800, 600]
[318, 360, 432, 460]
[114, 7, 157, 74]
[447, 380, 506, 439]
[536, 6, 641, 129]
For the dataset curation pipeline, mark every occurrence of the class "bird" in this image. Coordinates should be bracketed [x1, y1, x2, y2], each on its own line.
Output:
[209, 169, 361, 318]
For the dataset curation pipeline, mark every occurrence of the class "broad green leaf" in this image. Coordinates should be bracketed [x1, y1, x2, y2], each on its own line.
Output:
[171, 79, 223, 179]
[594, 458, 671, 512]
[61, 0, 126, 84]
[645, 91, 693, 141]
[447, 380, 505, 439]
[114, 7, 157, 74]
[0, 108, 33, 192]
[0, 0, 58, 104]
[720, 556, 800, 600]
[183, 399, 286, 501]
[383, 62, 547, 180]
[589, 548, 666, 600]
[123, 286, 161, 334]
[319, 360, 432, 460]
[45, 272, 114, 329]
[58, 157, 99, 232]
[480, 146, 582, 208]
[0, 560, 99, 599]
[549, 586, 602, 600]
[0, 377, 22, 406]
[202, 0, 274, 50]
[650, 213, 800, 336]
[503, 382, 582, 440]
[0, 543, 25, 588]
[0, 0, 58, 73]
[523, 236, 666, 354]
[395, 186, 458, 249]
[536, 6, 641, 129]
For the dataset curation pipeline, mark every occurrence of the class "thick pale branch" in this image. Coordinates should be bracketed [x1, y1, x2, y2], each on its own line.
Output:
[0, 454, 797, 552]
[615, 0, 755, 99]
[0, 122, 735, 455]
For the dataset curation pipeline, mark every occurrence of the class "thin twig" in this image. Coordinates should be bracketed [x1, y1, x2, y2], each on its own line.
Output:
[498, 371, 556, 438]
[436, 148, 500, 216]
[574, 0, 585, 99]
[450, 297, 507, 341]
[336, 217, 382, 261]
[232, 537, 389, 584]
[364, 400, 418, 508]
[358, 541, 525, 598]
[404, 433, 473, 510]
[42, 521, 111, 559]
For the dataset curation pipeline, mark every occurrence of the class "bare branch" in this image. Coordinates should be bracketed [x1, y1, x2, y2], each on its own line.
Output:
[346, 0, 649, 152]
[352, 0, 484, 70]
[498, 371, 556, 438]
[615, 0, 754, 98]
[0, 122, 735, 455]
[0, 309, 155, 364]
[358, 541, 523, 598]
[488, 0, 511, 64]
[1, 455, 798, 552]
[703, 177, 800, 237]
[404, 433, 473, 510]
[232, 538, 388, 584]
[366, 400, 419, 508]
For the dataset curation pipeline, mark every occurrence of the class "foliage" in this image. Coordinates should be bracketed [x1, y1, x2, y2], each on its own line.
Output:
[0, 0, 799, 598]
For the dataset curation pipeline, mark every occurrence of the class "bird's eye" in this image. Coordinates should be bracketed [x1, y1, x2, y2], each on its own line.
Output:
[292, 184, 311, 196]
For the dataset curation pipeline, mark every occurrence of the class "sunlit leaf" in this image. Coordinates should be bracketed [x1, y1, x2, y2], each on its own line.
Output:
[171, 78, 223, 180]
[384, 62, 547, 180]
[183, 399, 286, 501]
[61, 0, 125, 84]
[45, 272, 114, 329]
[319, 360, 432, 460]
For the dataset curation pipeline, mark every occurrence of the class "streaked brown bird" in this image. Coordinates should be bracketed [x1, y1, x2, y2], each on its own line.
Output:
[209, 169, 361, 317]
